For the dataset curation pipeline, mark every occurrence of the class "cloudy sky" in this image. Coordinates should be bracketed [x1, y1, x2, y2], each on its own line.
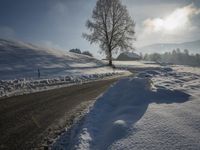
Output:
[0, 0, 200, 57]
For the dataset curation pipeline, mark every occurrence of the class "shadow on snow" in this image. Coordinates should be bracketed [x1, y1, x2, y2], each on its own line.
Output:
[53, 78, 190, 150]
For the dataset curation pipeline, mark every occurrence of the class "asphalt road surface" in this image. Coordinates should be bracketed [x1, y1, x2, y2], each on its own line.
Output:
[0, 78, 118, 150]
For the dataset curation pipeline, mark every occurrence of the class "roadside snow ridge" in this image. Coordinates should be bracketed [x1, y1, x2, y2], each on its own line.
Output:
[53, 75, 193, 150]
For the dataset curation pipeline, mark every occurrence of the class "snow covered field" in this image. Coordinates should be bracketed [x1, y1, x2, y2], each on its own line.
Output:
[53, 65, 200, 150]
[0, 39, 128, 98]
[1, 38, 200, 149]
[0, 39, 167, 99]
[0, 39, 118, 80]
[113, 60, 161, 71]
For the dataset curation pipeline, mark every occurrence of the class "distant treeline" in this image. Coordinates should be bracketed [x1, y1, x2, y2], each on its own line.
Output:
[143, 49, 200, 67]
[69, 48, 93, 57]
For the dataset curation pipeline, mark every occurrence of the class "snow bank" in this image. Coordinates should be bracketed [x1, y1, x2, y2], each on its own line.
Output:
[52, 62, 200, 150]
[0, 72, 124, 98]
[53, 73, 192, 149]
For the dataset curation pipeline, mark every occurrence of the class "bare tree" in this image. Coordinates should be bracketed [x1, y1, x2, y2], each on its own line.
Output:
[83, 0, 135, 66]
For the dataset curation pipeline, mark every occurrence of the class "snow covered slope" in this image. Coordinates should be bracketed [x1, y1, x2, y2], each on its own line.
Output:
[53, 65, 200, 150]
[0, 39, 104, 80]
[0, 39, 131, 98]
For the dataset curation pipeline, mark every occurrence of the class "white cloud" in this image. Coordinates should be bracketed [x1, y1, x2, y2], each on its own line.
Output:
[135, 3, 200, 47]
[143, 4, 200, 33]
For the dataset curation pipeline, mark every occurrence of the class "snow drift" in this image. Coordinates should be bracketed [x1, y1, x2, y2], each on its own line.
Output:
[53, 75, 191, 150]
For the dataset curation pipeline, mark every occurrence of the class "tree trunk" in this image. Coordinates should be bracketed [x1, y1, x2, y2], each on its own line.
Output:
[108, 49, 112, 66]
[109, 59, 112, 66]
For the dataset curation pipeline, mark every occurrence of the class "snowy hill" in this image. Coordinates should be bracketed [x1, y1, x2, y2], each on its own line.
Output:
[140, 40, 200, 54]
[53, 65, 200, 150]
[0, 39, 129, 98]
[0, 39, 103, 80]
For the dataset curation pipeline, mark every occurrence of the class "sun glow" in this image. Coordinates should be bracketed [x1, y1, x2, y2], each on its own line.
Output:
[144, 4, 200, 33]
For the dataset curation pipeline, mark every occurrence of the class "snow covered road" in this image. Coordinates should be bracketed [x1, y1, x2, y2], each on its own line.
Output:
[53, 66, 200, 150]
